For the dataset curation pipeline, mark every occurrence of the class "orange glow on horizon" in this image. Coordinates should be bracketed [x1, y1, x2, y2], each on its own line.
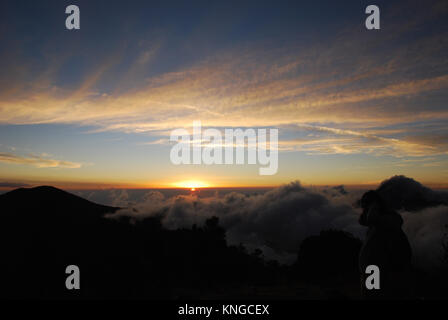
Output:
[173, 180, 210, 189]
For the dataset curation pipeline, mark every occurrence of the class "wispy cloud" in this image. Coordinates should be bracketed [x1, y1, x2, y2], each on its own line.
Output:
[0, 0, 447, 161]
[279, 124, 444, 157]
[0, 152, 82, 169]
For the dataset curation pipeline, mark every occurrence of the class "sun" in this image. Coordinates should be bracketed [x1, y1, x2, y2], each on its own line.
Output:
[173, 180, 209, 189]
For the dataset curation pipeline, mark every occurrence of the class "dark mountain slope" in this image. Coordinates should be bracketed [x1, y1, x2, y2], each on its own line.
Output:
[0, 185, 119, 220]
[0, 186, 126, 298]
[0, 186, 275, 299]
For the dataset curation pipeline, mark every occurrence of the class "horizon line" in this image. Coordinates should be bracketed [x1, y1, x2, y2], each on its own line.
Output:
[2, 180, 448, 191]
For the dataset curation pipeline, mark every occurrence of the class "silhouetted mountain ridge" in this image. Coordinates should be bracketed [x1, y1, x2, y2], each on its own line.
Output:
[0, 185, 119, 222]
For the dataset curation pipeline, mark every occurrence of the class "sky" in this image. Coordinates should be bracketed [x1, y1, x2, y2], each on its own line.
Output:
[1, 0, 448, 189]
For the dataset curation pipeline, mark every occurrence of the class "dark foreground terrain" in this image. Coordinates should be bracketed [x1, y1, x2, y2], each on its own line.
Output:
[0, 185, 446, 299]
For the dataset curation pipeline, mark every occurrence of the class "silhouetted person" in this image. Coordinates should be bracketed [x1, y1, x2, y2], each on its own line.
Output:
[358, 190, 412, 299]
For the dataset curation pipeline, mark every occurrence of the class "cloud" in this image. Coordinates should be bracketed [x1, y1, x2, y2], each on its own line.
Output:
[2, 51, 447, 130]
[109, 189, 131, 207]
[110, 182, 363, 263]
[108, 176, 448, 269]
[376, 175, 448, 211]
[279, 124, 444, 157]
[0, 152, 82, 168]
[1, 0, 447, 161]
[403, 206, 448, 271]
[1, 42, 446, 160]
[145, 121, 446, 158]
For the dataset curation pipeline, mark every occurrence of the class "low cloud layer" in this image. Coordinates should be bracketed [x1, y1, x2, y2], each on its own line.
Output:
[109, 176, 448, 268]
[110, 182, 362, 264]
[403, 206, 448, 270]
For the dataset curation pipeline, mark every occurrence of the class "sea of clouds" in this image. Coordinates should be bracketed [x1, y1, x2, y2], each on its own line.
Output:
[96, 176, 448, 269]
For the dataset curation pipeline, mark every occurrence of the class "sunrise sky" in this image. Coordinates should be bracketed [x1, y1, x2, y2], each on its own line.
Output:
[1, 0, 448, 189]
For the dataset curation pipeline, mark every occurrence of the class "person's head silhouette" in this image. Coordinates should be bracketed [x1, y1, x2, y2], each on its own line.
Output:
[359, 190, 394, 228]
[361, 190, 383, 209]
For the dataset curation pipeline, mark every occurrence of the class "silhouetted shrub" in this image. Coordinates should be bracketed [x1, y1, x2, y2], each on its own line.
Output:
[443, 224, 448, 265]
[295, 229, 362, 285]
